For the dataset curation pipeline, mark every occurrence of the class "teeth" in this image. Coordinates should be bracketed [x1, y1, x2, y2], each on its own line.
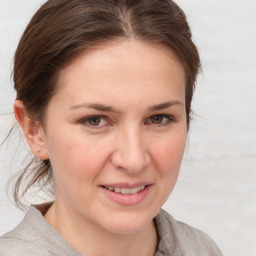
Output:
[130, 187, 138, 194]
[114, 187, 121, 193]
[121, 188, 130, 194]
[106, 185, 146, 194]
[139, 185, 145, 190]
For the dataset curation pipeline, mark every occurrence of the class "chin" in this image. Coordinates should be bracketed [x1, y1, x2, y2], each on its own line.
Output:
[100, 211, 155, 235]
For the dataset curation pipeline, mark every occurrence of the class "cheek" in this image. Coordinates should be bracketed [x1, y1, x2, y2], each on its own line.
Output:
[45, 131, 106, 180]
[45, 132, 110, 203]
[149, 132, 186, 210]
[151, 133, 186, 176]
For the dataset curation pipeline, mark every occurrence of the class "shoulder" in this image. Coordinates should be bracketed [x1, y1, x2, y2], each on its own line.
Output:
[155, 209, 223, 256]
[0, 204, 81, 256]
[0, 230, 48, 256]
[0, 229, 49, 256]
[0, 206, 50, 256]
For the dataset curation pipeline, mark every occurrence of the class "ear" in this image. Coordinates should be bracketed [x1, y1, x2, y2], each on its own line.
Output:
[14, 100, 49, 160]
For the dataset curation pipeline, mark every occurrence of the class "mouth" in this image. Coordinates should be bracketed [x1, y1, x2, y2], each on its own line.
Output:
[101, 185, 147, 195]
[100, 183, 152, 206]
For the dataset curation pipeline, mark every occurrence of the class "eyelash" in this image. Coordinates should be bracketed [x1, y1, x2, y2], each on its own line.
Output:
[146, 114, 175, 126]
[78, 114, 175, 128]
[78, 115, 109, 129]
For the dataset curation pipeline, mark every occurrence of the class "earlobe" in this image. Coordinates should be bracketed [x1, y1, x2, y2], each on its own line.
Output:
[13, 100, 49, 160]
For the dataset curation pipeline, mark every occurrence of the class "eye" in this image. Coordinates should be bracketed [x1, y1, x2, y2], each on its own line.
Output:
[150, 115, 164, 124]
[145, 114, 174, 126]
[88, 116, 101, 126]
[79, 116, 108, 128]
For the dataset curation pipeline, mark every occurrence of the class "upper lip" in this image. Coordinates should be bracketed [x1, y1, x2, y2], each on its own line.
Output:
[100, 182, 152, 188]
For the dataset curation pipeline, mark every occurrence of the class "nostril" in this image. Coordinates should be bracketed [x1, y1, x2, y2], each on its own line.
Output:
[112, 150, 149, 173]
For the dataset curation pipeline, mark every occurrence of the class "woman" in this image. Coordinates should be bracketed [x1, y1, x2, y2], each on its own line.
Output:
[0, 0, 223, 255]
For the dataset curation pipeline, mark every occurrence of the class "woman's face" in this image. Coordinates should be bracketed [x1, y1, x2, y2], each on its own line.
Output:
[42, 39, 187, 234]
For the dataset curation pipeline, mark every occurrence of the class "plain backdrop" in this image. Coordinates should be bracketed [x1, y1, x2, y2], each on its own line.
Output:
[0, 1, 256, 256]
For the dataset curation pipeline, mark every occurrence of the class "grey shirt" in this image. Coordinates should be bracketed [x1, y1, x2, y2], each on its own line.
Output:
[0, 205, 223, 256]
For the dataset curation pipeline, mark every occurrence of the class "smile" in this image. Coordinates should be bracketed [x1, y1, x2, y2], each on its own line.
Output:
[100, 184, 152, 206]
[104, 185, 146, 195]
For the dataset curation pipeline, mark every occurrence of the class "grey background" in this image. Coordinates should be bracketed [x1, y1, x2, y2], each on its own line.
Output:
[0, 0, 256, 255]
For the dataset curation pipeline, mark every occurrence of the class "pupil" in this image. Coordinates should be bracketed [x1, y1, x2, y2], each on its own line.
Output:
[151, 115, 163, 124]
[89, 117, 100, 126]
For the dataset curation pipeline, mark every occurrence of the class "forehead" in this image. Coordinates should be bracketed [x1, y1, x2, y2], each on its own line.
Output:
[52, 39, 186, 110]
[60, 39, 184, 74]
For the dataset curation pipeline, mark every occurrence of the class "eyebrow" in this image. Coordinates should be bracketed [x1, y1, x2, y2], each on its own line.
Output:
[68, 100, 183, 113]
[147, 100, 183, 111]
[69, 103, 120, 113]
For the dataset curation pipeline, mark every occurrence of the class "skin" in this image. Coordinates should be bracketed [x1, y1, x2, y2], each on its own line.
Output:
[14, 39, 187, 256]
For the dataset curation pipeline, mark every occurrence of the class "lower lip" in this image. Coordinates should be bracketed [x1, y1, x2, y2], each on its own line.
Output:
[100, 185, 151, 206]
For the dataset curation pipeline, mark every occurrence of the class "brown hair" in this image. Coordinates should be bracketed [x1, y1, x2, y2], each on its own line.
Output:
[12, 0, 200, 208]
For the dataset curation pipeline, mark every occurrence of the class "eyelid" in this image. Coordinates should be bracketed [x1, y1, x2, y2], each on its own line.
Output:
[145, 114, 175, 126]
[78, 114, 175, 129]
[78, 115, 110, 128]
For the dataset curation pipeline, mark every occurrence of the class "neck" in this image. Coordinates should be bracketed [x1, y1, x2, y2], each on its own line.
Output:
[44, 201, 158, 256]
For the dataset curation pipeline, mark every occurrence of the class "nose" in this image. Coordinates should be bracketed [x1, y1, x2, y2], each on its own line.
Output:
[110, 127, 150, 174]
